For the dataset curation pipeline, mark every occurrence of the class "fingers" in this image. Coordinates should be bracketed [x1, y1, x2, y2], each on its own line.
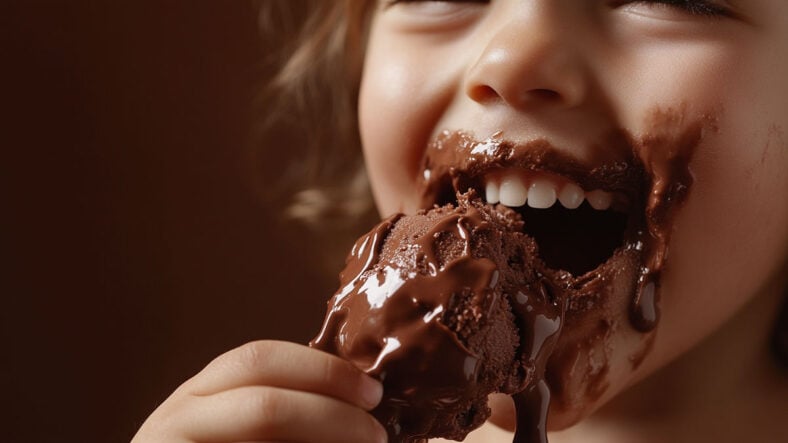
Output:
[180, 386, 388, 443]
[136, 340, 389, 443]
[185, 340, 383, 410]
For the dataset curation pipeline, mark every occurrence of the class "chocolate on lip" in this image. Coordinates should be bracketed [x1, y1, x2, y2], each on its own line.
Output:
[418, 129, 646, 211]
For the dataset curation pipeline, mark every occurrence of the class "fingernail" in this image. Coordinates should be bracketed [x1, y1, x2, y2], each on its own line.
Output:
[360, 375, 384, 409]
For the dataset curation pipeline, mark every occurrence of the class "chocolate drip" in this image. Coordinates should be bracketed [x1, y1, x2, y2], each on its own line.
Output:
[629, 115, 703, 332]
[631, 272, 660, 332]
[513, 380, 551, 443]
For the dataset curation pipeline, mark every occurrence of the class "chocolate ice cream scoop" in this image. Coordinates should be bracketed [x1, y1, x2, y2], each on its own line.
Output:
[310, 192, 564, 442]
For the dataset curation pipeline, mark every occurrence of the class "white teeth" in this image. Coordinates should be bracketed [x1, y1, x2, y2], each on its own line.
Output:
[558, 183, 584, 209]
[499, 175, 528, 207]
[586, 189, 613, 210]
[485, 181, 500, 204]
[486, 173, 617, 212]
[527, 179, 557, 208]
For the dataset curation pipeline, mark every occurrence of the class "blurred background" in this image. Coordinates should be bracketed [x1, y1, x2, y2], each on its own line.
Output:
[2, 2, 357, 441]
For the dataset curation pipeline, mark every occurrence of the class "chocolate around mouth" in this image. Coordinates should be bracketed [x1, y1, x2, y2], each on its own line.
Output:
[417, 123, 703, 332]
[419, 129, 644, 211]
[397, 120, 705, 438]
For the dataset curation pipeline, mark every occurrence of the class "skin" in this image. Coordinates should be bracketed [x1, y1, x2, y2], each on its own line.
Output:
[359, 0, 788, 442]
[132, 340, 388, 443]
[134, 1, 788, 442]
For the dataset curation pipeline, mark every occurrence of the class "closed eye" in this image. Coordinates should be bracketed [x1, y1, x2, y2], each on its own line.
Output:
[385, 0, 488, 4]
[383, 0, 489, 9]
[611, 0, 734, 18]
[380, 0, 488, 28]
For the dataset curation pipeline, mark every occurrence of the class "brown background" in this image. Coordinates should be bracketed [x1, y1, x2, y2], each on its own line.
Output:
[2, 2, 347, 442]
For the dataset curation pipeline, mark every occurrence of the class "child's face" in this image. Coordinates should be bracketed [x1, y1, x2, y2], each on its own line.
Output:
[358, 0, 788, 428]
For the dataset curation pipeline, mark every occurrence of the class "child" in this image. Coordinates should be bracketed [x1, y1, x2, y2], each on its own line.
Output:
[133, 1, 788, 442]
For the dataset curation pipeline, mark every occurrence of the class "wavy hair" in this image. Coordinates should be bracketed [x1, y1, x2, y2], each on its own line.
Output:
[252, 0, 376, 230]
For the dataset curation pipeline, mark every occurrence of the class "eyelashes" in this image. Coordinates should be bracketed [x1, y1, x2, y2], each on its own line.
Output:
[384, 0, 732, 17]
[618, 0, 731, 17]
[383, 0, 488, 7]
[385, 0, 487, 3]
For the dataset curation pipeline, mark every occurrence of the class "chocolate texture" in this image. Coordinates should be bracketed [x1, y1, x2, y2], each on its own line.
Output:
[311, 193, 563, 442]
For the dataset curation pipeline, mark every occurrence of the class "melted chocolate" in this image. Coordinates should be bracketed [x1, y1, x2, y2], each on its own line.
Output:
[513, 380, 551, 443]
[312, 113, 706, 442]
[312, 194, 562, 442]
[630, 113, 705, 331]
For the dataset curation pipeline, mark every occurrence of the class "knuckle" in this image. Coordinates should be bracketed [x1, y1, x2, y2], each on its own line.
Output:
[236, 340, 275, 371]
[321, 356, 370, 406]
[321, 354, 356, 391]
[320, 355, 342, 385]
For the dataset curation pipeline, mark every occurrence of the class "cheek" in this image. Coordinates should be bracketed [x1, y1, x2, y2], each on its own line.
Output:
[359, 32, 460, 216]
[608, 38, 749, 129]
[588, 34, 788, 402]
[650, 88, 788, 367]
[359, 63, 426, 216]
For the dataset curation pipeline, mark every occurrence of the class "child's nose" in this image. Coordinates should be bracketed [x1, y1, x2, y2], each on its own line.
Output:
[464, 6, 589, 112]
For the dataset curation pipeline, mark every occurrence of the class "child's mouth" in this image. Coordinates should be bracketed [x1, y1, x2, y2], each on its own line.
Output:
[470, 171, 632, 277]
[416, 119, 706, 390]
[419, 130, 646, 282]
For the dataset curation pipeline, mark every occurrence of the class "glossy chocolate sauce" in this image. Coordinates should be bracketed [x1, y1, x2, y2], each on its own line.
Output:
[312, 194, 563, 442]
[312, 113, 706, 442]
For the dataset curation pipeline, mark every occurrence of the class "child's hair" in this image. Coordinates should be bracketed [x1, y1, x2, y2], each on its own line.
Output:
[253, 1, 375, 228]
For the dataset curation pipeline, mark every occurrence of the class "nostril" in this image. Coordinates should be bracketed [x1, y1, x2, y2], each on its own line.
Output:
[468, 84, 565, 108]
[527, 89, 561, 102]
[467, 84, 501, 104]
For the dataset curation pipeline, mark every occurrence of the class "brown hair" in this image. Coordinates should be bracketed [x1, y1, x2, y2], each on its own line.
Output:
[252, 0, 376, 230]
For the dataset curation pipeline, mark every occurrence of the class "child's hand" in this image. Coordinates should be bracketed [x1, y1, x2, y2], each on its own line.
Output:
[131, 340, 387, 443]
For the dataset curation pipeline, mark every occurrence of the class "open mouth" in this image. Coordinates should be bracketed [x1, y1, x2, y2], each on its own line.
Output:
[418, 124, 701, 332]
[482, 171, 633, 277]
[421, 131, 645, 279]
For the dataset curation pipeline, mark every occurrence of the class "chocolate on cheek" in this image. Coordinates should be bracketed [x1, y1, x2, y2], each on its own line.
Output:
[310, 109, 712, 442]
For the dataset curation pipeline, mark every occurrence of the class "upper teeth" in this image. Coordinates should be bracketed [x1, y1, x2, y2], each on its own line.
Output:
[499, 174, 528, 207]
[484, 172, 614, 210]
[586, 189, 613, 210]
